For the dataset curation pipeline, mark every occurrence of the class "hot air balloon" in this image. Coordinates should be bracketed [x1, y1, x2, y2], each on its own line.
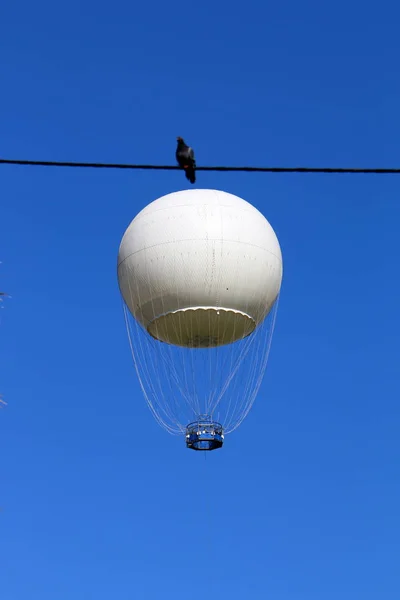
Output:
[117, 189, 283, 450]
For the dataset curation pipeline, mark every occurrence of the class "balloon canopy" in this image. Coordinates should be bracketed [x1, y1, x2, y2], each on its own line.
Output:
[117, 189, 283, 448]
[118, 189, 282, 347]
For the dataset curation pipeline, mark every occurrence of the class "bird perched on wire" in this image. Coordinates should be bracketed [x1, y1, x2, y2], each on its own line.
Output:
[176, 137, 196, 184]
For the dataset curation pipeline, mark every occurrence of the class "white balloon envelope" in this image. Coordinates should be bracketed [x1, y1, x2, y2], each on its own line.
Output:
[118, 189, 283, 450]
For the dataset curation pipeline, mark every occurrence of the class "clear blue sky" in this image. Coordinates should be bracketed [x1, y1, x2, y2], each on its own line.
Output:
[1, 1, 400, 598]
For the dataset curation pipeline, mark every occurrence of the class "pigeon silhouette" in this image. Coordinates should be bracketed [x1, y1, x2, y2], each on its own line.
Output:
[176, 137, 196, 184]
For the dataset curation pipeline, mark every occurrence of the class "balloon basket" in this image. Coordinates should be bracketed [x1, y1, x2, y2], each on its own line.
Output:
[185, 416, 224, 451]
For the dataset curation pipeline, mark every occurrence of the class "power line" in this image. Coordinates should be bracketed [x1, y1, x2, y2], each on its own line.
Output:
[1, 158, 400, 174]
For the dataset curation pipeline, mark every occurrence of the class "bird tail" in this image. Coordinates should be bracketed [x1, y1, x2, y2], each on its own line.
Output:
[185, 164, 196, 184]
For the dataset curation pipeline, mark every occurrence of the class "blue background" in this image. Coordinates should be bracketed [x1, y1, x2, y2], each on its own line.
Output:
[1, 1, 400, 598]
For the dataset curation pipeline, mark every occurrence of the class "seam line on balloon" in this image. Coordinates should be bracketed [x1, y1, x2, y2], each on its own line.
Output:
[117, 239, 282, 268]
